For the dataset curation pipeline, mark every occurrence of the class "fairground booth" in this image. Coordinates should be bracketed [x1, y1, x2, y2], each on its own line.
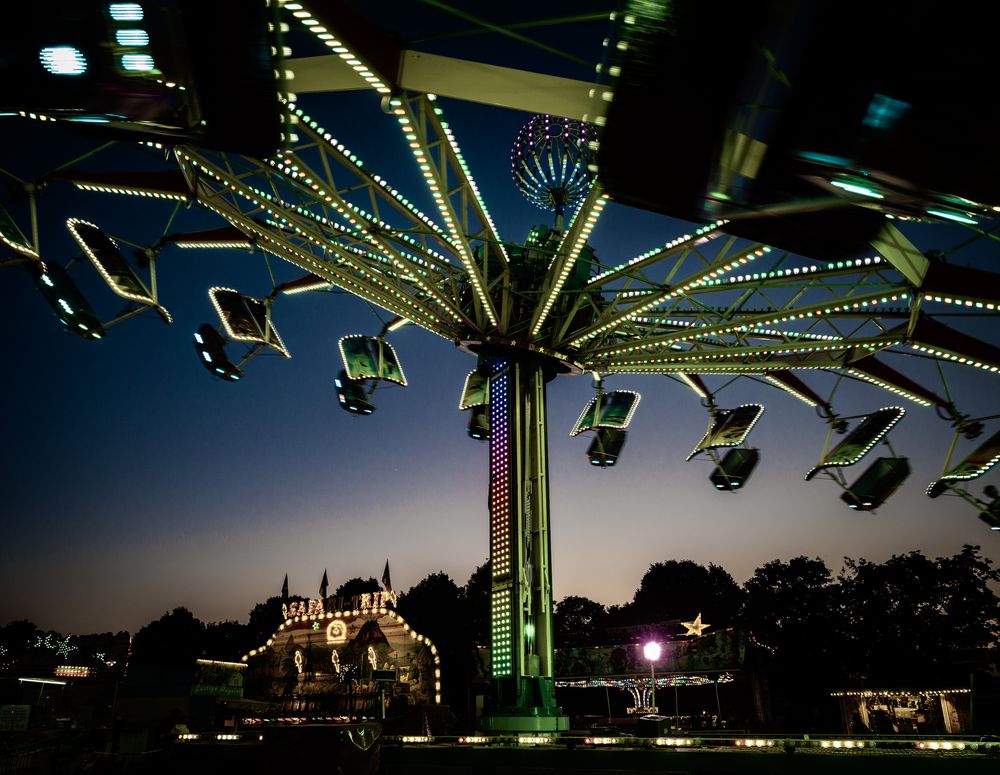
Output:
[241, 591, 444, 731]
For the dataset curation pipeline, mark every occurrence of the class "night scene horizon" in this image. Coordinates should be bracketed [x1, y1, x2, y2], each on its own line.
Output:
[2, 0, 1000, 648]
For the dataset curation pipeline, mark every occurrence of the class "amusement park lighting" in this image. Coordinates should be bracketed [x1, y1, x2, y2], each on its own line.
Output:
[643, 641, 661, 713]
[120, 53, 155, 72]
[467, 406, 489, 441]
[38, 46, 87, 75]
[26, 260, 104, 339]
[114, 29, 150, 47]
[587, 428, 626, 467]
[193, 324, 241, 382]
[927, 209, 979, 226]
[829, 180, 884, 199]
[334, 369, 374, 415]
[841, 457, 911, 511]
[710, 448, 760, 491]
[108, 3, 144, 21]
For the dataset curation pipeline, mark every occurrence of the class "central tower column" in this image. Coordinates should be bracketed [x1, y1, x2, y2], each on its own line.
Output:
[481, 356, 568, 732]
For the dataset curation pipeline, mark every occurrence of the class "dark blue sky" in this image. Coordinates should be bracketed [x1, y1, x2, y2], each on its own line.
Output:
[1, 3, 997, 635]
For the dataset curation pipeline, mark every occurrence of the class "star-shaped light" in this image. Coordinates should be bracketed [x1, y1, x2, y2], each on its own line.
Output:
[312, 621, 321, 631]
[680, 613, 710, 637]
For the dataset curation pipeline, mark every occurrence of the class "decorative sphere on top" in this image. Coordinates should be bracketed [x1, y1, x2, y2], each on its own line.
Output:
[511, 114, 597, 215]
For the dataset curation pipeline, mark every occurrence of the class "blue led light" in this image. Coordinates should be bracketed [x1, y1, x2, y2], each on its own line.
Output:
[39, 46, 87, 75]
[115, 29, 150, 46]
[109, 3, 144, 21]
[120, 53, 155, 72]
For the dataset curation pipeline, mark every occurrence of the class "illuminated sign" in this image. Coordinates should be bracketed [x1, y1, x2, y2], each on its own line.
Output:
[282, 599, 325, 619]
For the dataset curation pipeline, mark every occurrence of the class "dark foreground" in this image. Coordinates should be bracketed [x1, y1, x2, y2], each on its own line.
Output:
[6, 726, 999, 774]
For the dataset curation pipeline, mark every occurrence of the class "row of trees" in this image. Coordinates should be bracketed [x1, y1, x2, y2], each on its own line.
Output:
[4, 547, 997, 724]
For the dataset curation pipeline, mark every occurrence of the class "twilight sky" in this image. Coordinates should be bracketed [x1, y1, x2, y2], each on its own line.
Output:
[1, 2, 998, 635]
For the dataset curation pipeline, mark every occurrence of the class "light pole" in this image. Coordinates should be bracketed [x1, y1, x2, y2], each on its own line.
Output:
[643, 641, 661, 713]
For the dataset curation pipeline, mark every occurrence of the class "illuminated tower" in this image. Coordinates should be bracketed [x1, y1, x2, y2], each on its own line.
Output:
[481, 356, 565, 731]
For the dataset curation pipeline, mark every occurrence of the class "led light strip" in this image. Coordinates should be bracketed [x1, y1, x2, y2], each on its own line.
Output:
[285, 103, 455, 260]
[531, 186, 607, 337]
[909, 343, 1000, 373]
[281, 2, 390, 94]
[764, 376, 821, 407]
[568, 245, 770, 349]
[267, 147, 462, 323]
[388, 96, 499, 328]
[922, 293, 998, 311]
[686, 404, 765, 460]
[242, 607, 441, 702]
[846, 368, 933, 406]
[488, 362, 512, 677]
[179, 153, 452, 336]
[581, 289, 909, 358]
[337, 335, 407, 386]
[209, 286, 289, 356]
[73, 182, 187, 201]
[587, 221, 727, 287]
[569, 390, 641, 436]
[66, 217, 172, 321]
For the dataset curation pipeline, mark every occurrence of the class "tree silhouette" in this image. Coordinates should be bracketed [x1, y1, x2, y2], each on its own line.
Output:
[335, 577, 381, 599]
[463, 559, 490, 647]
[742, 556, 843, 730]
[554, 595, 607, 647]
[130, 607, 205, 668]
[838, 545, 1000, 685]
[625, 560, 744, 626]
[246, 595, 303, 651]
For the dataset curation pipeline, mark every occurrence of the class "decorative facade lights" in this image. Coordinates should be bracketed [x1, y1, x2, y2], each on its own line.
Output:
[243, 607, 441, 703]
[53, 665, 93, 678]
